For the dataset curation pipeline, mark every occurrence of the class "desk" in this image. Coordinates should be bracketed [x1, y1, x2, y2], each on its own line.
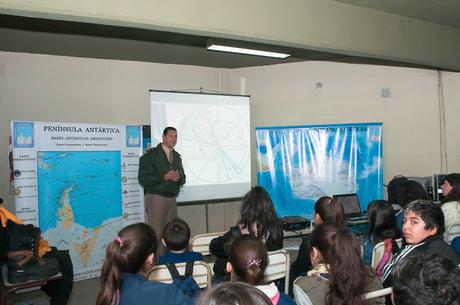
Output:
[283, 227, 312, 239]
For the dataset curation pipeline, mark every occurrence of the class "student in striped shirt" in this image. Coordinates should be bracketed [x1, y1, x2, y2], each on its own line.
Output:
[381, 200, 459, 287]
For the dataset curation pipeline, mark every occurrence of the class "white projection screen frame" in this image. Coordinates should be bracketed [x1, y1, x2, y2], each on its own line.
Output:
[149, 90, 251, 202]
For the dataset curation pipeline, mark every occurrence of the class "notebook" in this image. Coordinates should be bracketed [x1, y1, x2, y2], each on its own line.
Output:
[333, 193, 367, 220]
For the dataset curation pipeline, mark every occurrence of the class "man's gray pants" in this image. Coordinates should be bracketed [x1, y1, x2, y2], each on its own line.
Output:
[144, 193, 177, 257]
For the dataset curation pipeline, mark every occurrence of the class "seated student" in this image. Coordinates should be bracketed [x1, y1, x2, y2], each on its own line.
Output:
[381, 200, 460, 287]
[362, 200, 401, 275]
[0, 197, 73, 305]
[227, 235, 295, 305]
[392, 254, 460, 305]
[290, 196, 346, 293]
[96, 223, 192, 305]
[159, 218, 203, 265]
[386, 175, 409, 211]
[196, 282, 272, 305]
[387, 178, 431, 230]
[452, 236, 460, 256]
[209, 186, 283, 279]
[294, 223, 383, 305]
[439, 173, 460, 232]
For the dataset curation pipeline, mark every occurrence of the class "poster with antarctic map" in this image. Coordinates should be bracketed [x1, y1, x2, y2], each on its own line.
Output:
[256, 123, 383, 219]
[10, 121, 144, 281]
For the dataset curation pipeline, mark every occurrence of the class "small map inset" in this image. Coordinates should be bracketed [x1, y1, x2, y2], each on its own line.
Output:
[13, 121, 34, 148]
[126, 126, 141, 147]
[37, 151, 123, 280]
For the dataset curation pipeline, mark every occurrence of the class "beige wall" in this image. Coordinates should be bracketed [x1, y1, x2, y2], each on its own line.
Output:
[442, 72, 460, 172]
[1, 51, 459, 234]
[0, 52, 228, 234]
[228, 61, 459, 185]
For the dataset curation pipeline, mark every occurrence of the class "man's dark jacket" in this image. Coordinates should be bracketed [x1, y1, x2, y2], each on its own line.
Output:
[138, 144, 185, 197]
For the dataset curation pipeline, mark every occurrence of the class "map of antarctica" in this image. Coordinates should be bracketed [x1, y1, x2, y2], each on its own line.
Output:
[37, 151, 124, 280]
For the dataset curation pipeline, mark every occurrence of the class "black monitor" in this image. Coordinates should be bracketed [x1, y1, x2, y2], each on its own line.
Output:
[407, 176, 434, 200]
[434, 174, 446, 202]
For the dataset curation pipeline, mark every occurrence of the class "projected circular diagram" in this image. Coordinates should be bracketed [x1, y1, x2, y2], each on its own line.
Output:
[178, 105, 250, 185]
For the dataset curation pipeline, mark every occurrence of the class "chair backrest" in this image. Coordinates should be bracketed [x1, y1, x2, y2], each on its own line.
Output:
[264, 249, 290, 293]
[191, 232, 225, 256]
[363, 287, 392, 300]
[444, 224, 460, 244]
[370, 241, 386, 269]
[371, 238, 403, 269]
[147, 261, 211, 289]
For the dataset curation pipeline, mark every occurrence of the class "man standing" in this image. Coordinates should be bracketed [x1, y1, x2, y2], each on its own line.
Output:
[138, 127, 186, 255]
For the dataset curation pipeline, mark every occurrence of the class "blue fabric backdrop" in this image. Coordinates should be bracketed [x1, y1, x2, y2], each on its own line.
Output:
[255, 123, 383, 219]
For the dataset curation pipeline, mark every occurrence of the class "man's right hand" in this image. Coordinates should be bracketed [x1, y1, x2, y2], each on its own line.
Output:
[164, 170, 180, 181]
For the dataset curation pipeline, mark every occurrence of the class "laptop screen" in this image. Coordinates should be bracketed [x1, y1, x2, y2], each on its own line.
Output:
[333, 194, 361, 215]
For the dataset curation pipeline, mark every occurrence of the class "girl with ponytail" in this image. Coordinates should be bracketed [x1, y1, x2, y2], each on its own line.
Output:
[227, 235, 295, 305]
[96, 223, 191, 305]
[290, 196, 346, 292]
[293, 223, 383, 305]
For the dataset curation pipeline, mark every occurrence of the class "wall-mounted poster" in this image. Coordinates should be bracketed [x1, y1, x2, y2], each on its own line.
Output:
[256, 122, 383, 219]
[10, 121, 144, 281]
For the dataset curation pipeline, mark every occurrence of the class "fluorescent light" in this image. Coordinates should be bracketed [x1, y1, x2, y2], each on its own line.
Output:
[207, 44, 290, 59]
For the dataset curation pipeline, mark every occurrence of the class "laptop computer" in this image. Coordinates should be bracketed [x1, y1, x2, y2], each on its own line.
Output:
[333, 193, 367, 220]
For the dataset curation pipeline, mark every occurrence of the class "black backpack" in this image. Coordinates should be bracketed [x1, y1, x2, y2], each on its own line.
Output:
[166, 261, 201, 298]
[4, 219, 60, 283]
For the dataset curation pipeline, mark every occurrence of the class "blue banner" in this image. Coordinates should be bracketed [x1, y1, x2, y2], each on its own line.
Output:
[256, 123, 383, 219]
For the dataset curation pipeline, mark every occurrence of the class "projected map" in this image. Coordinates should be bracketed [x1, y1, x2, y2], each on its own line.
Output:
[150, 91, 251, 202]
[159, 102, 250, 186]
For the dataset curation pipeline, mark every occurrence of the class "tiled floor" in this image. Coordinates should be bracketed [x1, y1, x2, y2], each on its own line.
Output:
[8, 277, 100, 305]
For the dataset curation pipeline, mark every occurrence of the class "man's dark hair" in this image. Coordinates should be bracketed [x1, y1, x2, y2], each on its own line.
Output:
[392, 254, 460, 305]
[163, 127, 177, 136]
[162, 218, 191, 251]
[405, 199, 445, 235]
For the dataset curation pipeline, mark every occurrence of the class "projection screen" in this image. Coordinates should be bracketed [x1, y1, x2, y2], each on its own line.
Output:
[149, 90, 251, 202]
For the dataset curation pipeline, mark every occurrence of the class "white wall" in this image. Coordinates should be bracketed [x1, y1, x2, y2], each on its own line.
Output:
[228, 61, 459, 185]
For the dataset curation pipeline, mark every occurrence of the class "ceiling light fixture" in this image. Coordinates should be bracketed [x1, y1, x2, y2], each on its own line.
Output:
[207, 44, 290, 59]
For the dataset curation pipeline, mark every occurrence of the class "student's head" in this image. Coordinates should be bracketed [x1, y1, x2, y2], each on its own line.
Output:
[239, 186, 282, 243]
[96, 223, 157, 305]
[310, 223, 370, 305]
[399, 180, 430, 208]
[442, 173, 460, 202]
[387, 175, 409, 206]
[314, 196, 346, 227]
[310, 223, 362, 268]
[227, 235, 268, 285]
[196, 282, 272, 305]
[392, 254, 460, 305]
[367, 200, 400, 243]
[403, 200, 444, 244]
[162, 218, 191, 252]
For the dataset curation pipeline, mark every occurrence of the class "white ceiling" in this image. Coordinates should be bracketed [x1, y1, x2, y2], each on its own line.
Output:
[1, 1, 460, 69]
[333, 0, 460, 28]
